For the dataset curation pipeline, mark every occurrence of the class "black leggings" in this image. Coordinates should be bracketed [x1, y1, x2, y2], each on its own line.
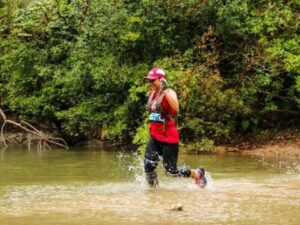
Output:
[144, 137, 180, 176]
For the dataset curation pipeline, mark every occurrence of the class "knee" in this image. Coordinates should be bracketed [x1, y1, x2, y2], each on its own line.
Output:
[163, 163, 180, 176]
[144, 158, 157, 173]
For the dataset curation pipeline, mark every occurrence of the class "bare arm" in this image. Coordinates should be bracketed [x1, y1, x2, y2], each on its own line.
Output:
[164, 89, 179, 112]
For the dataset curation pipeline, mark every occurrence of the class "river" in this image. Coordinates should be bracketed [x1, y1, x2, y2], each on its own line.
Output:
[0, 145, 299, 225]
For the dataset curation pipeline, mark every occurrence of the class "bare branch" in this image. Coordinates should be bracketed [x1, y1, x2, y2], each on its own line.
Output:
[21, 120, 42, 134]
[28, 134, 33, 150]
[0, 108, 68, 150]
[1, 121, 8, 147]
[0, 109, 6, 121]
[47, 136, 69, 147]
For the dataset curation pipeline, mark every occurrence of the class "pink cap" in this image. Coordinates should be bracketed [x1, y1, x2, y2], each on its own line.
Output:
[144, 68, 166, 80]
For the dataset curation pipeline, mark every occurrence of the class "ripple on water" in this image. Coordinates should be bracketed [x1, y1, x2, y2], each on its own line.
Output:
[0, 174, 300, 225]
[1, 150, 300, 225]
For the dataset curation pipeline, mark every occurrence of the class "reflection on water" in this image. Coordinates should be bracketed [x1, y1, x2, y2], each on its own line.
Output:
[0, 145, 299, 225]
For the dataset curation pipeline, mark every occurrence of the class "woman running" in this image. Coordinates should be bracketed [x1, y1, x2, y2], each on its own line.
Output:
[143, 68, 207, 188]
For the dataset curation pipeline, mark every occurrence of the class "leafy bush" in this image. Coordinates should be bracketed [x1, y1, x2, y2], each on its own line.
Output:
[181, 138, 215, 154]
[0, 0, 299, 149]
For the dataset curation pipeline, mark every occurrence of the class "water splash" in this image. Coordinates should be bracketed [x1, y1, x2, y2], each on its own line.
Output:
[117, 151, 215, 192]
[259, 156, 300, 175]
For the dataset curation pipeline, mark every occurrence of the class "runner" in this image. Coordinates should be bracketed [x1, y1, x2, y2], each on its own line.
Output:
[144, 68, 207, 188]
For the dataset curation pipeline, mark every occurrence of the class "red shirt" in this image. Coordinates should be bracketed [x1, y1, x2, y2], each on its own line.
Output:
[149, 94, 179, 144]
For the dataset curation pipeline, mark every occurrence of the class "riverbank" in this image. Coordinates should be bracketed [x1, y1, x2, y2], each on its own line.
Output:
[2, 129, 299, 160]
[241, 142, 300, 159]
[214, 142, 300, 159]
[214, 129, 300, 160]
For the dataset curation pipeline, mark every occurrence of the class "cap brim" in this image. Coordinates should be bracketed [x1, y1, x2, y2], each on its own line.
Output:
[143, 76, 157, 80]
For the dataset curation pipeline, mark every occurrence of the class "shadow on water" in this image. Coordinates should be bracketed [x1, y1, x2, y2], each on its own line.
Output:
[0, 145, 299, 225]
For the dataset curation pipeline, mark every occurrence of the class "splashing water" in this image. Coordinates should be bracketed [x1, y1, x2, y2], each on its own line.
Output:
[117, 151, 215, 191]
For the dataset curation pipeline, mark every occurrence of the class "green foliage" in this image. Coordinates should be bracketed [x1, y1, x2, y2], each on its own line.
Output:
[132, 116, 149, 155]
[0, 0, 299, 149]
[182, 138, 215, 154]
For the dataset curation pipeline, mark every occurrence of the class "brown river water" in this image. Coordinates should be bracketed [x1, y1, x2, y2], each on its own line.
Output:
[0, 145, 299, 225]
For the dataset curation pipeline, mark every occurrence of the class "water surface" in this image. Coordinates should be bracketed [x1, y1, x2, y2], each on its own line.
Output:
[0, 145, 299, 225]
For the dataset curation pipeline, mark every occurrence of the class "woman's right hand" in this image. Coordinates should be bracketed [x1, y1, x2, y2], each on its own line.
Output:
[160, 78, 169, 91]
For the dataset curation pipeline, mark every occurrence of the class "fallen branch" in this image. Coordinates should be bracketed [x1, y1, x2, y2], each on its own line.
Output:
[0, 108, 69, 150]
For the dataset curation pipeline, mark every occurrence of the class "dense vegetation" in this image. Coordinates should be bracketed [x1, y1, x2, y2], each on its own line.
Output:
[0, 0, 299, 150]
